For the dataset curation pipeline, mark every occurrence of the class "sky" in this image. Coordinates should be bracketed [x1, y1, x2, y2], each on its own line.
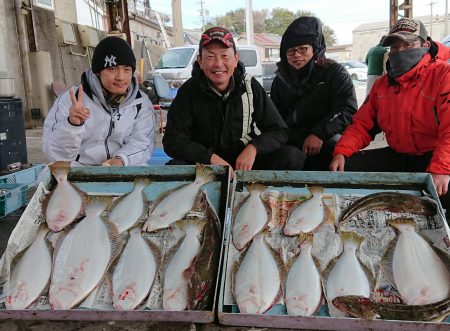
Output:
[148, 0, 448, 44]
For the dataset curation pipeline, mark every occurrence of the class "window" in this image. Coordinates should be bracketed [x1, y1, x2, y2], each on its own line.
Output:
[238, 49, 257, 67]
[33, 0, 54, 10]
[155, 48, 195, 69]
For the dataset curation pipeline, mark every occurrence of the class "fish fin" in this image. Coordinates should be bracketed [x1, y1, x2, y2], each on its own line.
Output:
[245, 183, 267, 194]
[231, 247, 248, 303]
[195, 163, 216, 185]
[102, 217, 126, 266]
[133, 177, 152, 188]
[380, 235, 398, 288]
[360, 259, 376, 294]
[340, 231, 365, 248]
[387, 217, 416, 231]
[308, 186, 324, 197]
[323, 203, 336, 229]
[72, 182, 89, 221]
[321, 256, 339, 300]
[312, 254, 323, 273]
[176, 218, 207, 237]
[87, 196, 113, 213]
[148, 183, 190, 215]
[48, 161, 71, 181]
[41, 190, 54, 220]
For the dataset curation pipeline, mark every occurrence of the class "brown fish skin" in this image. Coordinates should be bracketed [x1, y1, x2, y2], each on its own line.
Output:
[338, 192, 437, 225]
[332, 295, 450, 322]
[187, 193, 221, 311]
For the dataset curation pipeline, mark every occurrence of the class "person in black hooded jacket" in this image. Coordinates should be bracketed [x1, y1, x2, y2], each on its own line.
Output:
[163, 26, 304, 172]
[271, 16, 358, 170]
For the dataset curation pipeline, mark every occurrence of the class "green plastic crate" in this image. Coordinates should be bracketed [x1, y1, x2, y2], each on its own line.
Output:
[0, 183, 28, 217]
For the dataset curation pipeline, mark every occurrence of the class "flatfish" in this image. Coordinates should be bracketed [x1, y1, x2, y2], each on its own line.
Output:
[285, 233, 322, 316]
[284, 186, 326, 235]
[324, 232, 372, 314]
[163, 219, 206, 311]
[49, 196, 122, 309]
[142, 164, 215, 232]
[6, 225, 52, 309]
[232, 184, 269, 251]
[43, 161, 88, 232]
[382, 218, 450, 305]
[233, 232, 282, 314]
[333, 295, 450, 322]
[112, 226, 158, 310]
[338, 192, 437, 225]
[109, 178, 151, 234]
[187, 194, 221, 310]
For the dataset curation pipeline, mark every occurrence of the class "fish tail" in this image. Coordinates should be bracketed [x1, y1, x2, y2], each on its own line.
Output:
[48, 161, 71, 181]
[86, 196, 112, 214]
[246, 183, 267, 193]
[134, 177, 152, 188]
[299, 232, 313, 244]
[308, 186, 324, 197]
[177, 218, 207, 234]
[195, 163, 216, 185]
[340, 231, 365, 247]
[388, 217, 415, 230]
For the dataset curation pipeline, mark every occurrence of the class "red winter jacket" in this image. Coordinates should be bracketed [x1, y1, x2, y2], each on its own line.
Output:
[334, 50, 450, 174]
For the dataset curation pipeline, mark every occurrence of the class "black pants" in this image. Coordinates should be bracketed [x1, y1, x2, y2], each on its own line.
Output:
[167, 145, 306, 170]
[345, 147, 450, 216]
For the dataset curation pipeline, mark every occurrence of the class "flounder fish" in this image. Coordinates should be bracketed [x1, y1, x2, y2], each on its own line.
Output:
[49, 196, 123, 309]
[142, 164, 215, 232]
[43, 161, 89, 232]
[284, 186, 326, 235]
[112, 226, 158, 310]
[109, 178, 151, 234]
[333, 295, 450, 322]
[285, 233, 322, 316]
[338, 192, 437, 225]
[163, 219, 207, 311]
[324, 232, 372, 315]
[233, 232, 282, 314]
[232, 184, 269, 251]
[6, 225, 52, 309]
[382, 218, 450, 305]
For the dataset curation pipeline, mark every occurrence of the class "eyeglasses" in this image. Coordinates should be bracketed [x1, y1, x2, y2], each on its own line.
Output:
[286, 46, 310, 57]
[389, 39, 421, 53]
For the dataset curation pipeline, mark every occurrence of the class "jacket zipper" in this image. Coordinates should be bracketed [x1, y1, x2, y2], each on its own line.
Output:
[101, 104, 114, 160]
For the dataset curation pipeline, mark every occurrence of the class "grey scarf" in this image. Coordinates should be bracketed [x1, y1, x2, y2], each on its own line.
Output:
[388, 47, 429, 78]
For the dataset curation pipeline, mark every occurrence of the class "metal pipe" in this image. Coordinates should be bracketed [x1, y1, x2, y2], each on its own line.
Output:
[13, 0, 33, 128]
[245, 0, 254, 45]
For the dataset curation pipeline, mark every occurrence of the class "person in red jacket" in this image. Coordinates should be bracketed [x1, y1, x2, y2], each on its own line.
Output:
[330, 17, 450, 215]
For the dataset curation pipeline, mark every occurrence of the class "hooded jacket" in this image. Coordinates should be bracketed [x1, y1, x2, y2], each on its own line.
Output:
[334, 43, 450, 174]
[162, 61, 288, 164]
[43, 68, 155, 166]
[271, 16, 358, 146]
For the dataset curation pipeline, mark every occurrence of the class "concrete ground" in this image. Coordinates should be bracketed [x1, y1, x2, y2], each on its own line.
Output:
[0, 80, 387, 330]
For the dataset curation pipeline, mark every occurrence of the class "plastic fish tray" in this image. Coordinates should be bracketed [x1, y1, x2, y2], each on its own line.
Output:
[0, 165, 230, 322]
[147, 148, 171, 166]
[0, 183, 28, 218]
[218, 170, 450, 331]
[0, 164, 45, 187]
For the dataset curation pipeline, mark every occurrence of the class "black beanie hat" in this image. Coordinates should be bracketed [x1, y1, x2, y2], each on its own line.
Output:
[280, 16, 326, 63]
[91, 36, 136, 74]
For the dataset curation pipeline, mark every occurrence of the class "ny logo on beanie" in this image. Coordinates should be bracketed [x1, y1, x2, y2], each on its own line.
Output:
[104, 55, 117, 68]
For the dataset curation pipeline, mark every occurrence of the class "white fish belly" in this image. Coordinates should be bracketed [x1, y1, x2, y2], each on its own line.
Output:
[146, 184, 199, 231]
[109, 189, 145, 233]
[285, 196, 323, 234]
[393, 232, 450, 305]
[49, 216, 110, 309]
[6, 231, 52, 309]
[163, 229, 202, 311]
[326, 252, 370, 302]
[235, 237, 280, 314]
[112, 232, 157, 310]
[46, 181, 82, 231]
[285, 252, 322, 316]
[232, 193, 267, 250]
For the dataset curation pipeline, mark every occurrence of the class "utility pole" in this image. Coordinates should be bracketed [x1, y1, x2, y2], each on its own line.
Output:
[245, 0, 254, 45]
[428, 1, 437, 38]
[105, 0, 132, 44]
[390, 0, 398, 28]
[172, 0, 183, 46]
[198, 0, 209, 31]
[446, 0, 449, 36]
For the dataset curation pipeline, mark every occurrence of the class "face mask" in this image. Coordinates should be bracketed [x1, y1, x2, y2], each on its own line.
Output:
[388, 47, 429, 78]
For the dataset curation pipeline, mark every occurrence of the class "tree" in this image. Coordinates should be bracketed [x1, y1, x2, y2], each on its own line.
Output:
[207, 7, 338, 46]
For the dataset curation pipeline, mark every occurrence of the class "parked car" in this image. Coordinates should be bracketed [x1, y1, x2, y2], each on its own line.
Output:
[443, 35, 450, 47]
[152, 45, 263, 107]
[338, 61, 368, 81]
[262, 62, 277, 93]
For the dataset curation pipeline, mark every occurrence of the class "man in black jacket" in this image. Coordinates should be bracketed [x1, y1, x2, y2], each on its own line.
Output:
[163, 26, 304, 171]
[271, 17, 358, 170]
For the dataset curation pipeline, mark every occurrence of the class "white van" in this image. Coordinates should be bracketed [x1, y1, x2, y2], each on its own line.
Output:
[153, 44, 263, 106]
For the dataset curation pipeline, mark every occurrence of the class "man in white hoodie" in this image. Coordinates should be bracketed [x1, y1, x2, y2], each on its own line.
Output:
[43, 36, 155, 166]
